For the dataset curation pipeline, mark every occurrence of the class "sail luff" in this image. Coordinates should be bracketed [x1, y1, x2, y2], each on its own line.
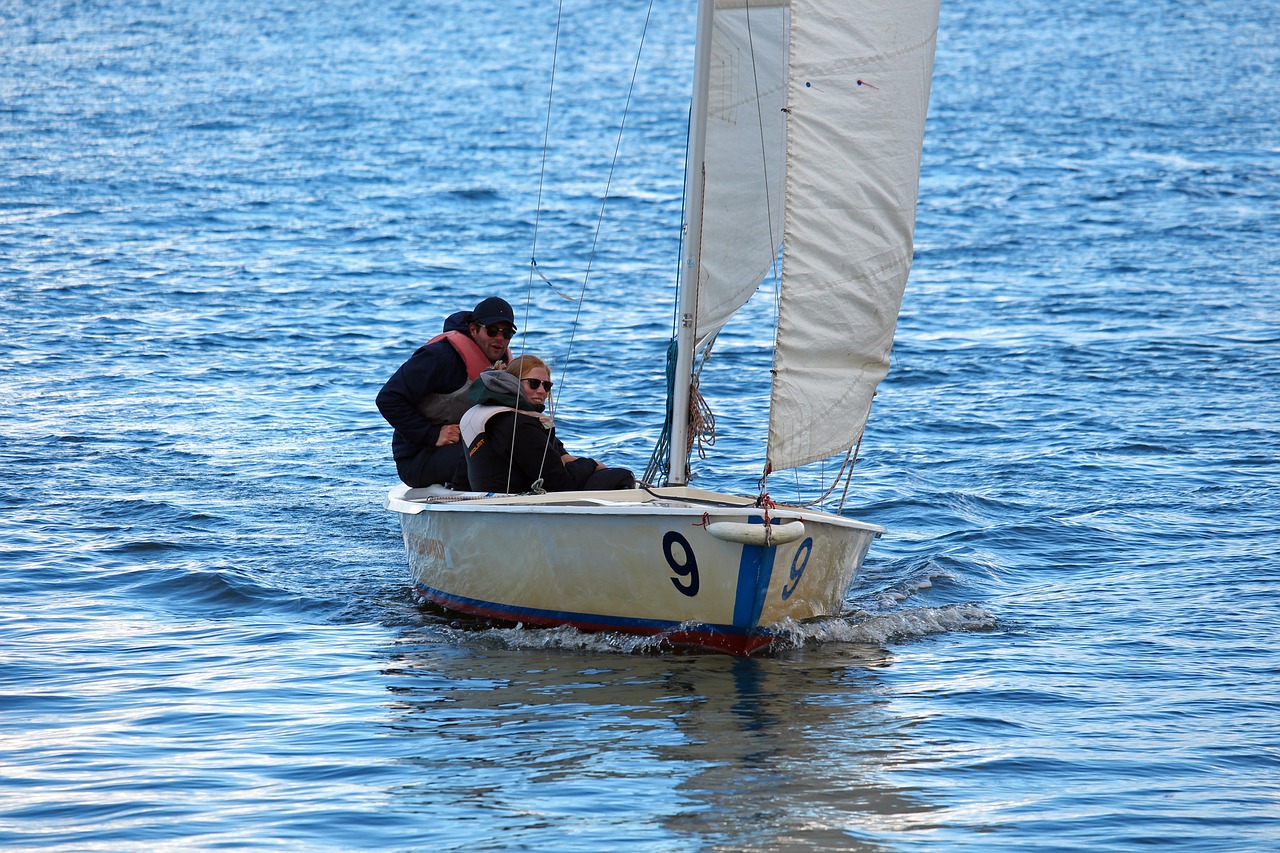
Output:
[766, 0, 939, 473]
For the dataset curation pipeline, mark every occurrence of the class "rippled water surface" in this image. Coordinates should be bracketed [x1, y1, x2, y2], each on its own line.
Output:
[3, 0, 1278, 850]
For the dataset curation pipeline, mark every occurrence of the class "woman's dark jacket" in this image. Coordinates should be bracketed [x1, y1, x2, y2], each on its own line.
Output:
[463, 372, 598, 493]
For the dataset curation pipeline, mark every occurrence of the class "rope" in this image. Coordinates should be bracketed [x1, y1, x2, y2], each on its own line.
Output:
[641, 337, 719, 484]
[641, 339, 677, 484]
[530, 258, 580, 302]
[758, 438, 862, 512]
[635, 482, 757, 509]
[687, 372, 716, 460]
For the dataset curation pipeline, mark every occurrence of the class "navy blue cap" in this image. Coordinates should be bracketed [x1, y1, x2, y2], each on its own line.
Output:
[471, 297, 516, 329]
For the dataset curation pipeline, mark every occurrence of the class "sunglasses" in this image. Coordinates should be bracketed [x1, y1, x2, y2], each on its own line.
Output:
[522, 378, 554, 391]
[484, 324, 516, 339]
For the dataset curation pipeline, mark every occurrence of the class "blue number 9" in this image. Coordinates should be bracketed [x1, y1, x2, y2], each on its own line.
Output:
[664, 531, 700, 597]
[781, 537, 812, 600]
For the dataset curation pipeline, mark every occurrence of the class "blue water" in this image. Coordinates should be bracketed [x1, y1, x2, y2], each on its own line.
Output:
[3, 0, 1278, 849]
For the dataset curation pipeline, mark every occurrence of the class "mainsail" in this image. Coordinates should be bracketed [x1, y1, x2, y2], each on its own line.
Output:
[690, 0, 939, 476]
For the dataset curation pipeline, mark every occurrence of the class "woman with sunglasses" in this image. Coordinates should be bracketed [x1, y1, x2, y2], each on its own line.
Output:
[461, 355, 635, 493]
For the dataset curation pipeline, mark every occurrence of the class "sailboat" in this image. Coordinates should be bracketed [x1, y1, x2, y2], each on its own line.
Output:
[385, 0, 940, 656]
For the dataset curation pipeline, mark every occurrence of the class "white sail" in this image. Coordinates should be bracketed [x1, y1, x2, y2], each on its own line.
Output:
[692, 0, 788, 350]
[767, 0, 938, 471]
[693, 0, 938, 474]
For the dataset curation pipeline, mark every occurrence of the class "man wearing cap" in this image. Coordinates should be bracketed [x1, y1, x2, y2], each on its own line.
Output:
[376, 296, 517, 488]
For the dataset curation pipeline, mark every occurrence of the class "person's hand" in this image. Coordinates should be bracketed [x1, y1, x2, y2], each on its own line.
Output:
[561, 453, 576, 464]
[436, 424, 461, 446]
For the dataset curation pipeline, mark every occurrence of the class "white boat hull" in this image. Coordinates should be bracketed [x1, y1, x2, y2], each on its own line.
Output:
[385, 485, 883, 656]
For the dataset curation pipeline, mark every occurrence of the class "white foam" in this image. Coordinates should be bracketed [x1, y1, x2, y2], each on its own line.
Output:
[793, 603, 997, 647]
[438, 603, 997, 656]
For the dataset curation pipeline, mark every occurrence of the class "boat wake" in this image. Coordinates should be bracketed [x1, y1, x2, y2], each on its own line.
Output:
[783, 602, 997, 648]
[414, 600, 996, 658]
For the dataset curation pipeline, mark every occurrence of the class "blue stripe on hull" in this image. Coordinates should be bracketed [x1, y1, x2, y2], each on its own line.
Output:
[731, 517, 779, 628]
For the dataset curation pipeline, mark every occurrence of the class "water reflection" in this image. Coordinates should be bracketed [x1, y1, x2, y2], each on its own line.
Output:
[380, 634, 935, 850]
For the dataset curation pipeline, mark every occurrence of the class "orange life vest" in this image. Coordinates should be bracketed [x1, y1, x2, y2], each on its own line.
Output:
[425, 329, 510, 380]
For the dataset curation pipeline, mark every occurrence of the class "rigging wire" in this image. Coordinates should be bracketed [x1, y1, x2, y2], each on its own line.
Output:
[650, 0, 782, 491]
[524, 0, 566, 322]
[552, 0, 656, 402]
[492, 0, 567, 496]
[746, 0, 862, 511]
[763, 441, 860, 511]
[512, 0, 658, 492]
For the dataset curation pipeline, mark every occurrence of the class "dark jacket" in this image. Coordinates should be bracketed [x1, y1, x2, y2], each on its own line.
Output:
[468, 410, 599, 493]
[376, 337, 469, 461]
[462, 371, 599, 493]
[376, 312, 513, 463]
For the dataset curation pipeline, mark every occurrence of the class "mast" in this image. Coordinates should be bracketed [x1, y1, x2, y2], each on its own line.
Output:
[668, 0, 716, 487]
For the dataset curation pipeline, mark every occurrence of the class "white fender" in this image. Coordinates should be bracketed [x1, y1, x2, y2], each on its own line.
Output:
[706, 520, 806, 547]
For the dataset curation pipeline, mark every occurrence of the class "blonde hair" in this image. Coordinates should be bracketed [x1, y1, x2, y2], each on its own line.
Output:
[505, 354, 550, 380]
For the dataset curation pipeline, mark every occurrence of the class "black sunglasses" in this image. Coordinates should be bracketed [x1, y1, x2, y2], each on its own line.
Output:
[483, 324, 516, 339]
[522, 378, 553, 391]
